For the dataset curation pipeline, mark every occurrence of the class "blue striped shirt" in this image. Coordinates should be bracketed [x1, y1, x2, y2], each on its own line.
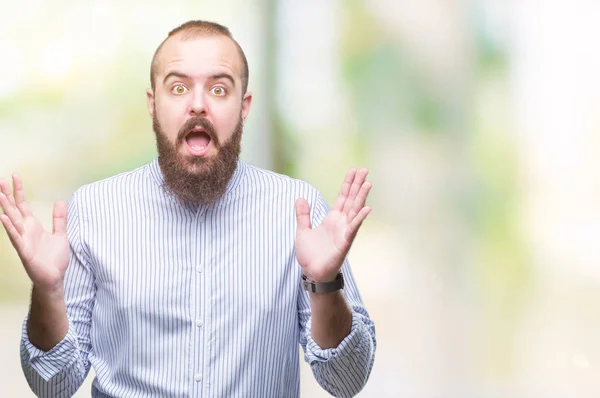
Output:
[20, 158, 376, 397]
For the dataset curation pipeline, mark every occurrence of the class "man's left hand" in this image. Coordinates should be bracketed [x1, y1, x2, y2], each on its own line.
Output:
[295, 168, 372, 283]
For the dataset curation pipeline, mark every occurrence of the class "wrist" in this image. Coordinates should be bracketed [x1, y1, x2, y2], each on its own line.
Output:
[301, 268, 340, 284]
[302, 272, 344, 294]
[32, 282, 65, 300]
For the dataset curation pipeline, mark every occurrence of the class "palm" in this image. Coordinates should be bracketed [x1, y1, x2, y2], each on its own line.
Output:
[296, 211, 350, 277]
[295, 168, 372, 282]
[19, 216, 69, 287]
[0, 175, 69, 291]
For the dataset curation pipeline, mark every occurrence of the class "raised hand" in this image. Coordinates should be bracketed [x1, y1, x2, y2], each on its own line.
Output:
[0, 174, 69, 293]
[295, 168, 372, 283]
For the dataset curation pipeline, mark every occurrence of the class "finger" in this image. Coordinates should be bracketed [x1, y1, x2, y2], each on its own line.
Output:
[345, 206, 372, 243]
[0, 192, 24, 234]
[342, 168, 369, 213]
[347, 182, 372, 223]
[332, 194, 346, 213]
[340, 168, 356, 197]
[295, 198, 312, 230]
[0, 178, 16, 207]
[0, 189, 14, 215]
[12, 174, 32, 218]
[333, 168, 356, 212]
[349, 168, 369, 200]
[53, 201, 67, 235]
[0, 214, 23, 249]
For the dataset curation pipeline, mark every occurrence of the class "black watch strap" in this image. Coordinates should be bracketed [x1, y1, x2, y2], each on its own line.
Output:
[302, 273, 344, 294]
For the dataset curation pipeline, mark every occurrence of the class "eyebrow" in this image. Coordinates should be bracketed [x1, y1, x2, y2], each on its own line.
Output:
[162, 71, 236, 87]
[163, 71, 191, 85]
[208, 73, 236, 87]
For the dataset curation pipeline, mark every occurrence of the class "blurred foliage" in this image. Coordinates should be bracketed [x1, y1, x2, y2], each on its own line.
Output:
[336, 0, 533, 379]
[341, 2, 446, 144]
[468, 14, 532, 377]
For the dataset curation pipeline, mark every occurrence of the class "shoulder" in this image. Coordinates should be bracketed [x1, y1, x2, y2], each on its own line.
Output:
[241, 163, 321, 198]
[69, 162, 153, 205]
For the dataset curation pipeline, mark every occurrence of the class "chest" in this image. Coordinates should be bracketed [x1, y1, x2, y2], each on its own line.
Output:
[87, 201, 300, 324]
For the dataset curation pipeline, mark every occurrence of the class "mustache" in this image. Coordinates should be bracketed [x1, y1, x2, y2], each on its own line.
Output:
[176, 117, 220, 147]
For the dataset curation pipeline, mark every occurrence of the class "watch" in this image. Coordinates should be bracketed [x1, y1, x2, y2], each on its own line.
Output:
[302, 273, 344, 294]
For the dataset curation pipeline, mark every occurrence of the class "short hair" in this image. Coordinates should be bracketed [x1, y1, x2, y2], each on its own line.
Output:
[150, 20, 249, 94]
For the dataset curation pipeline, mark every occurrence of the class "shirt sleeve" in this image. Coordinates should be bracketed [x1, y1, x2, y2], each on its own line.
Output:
[20, 190, 96, 398]
[297, 191, 377, 397]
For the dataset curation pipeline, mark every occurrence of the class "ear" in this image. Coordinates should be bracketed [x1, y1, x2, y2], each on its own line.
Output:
[146, 88, 155, 117]
[241, 91, 253, 124]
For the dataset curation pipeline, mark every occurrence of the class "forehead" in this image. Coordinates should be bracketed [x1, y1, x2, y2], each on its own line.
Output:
[155, 34, 242, 81]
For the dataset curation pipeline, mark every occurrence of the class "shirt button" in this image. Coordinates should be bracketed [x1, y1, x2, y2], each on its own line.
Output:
[194, 373, 202, 382]
[197, 264, 204, 273]
[196, 319, 203, 327]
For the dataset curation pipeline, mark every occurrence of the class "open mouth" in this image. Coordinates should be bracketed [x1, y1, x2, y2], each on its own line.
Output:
[185, 127, 212, 156]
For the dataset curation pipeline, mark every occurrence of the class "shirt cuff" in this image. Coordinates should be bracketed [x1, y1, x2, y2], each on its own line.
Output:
[20, 315, 79, 382]
[305, 311, 366, 364]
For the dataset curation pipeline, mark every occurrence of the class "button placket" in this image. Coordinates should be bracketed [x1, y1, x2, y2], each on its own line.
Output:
[192, 206, 208, 393]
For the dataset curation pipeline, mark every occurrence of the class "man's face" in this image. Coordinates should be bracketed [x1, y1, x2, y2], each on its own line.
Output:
[147, 34, 252, 205]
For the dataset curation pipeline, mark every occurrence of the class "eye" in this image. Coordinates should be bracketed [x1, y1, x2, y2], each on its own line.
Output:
[211, 86, 226, 96]
[172, 85, 188, 94]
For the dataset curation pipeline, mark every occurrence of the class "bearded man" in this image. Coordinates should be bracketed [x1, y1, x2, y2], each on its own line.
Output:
[0, 20, 376, 398]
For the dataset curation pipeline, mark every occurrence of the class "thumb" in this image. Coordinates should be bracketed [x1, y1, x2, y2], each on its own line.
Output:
[295, 198, 312, 230]
[53, 201, 67, 235]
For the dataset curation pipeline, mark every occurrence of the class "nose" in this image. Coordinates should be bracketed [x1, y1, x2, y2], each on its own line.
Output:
[189, 89, 208, 116]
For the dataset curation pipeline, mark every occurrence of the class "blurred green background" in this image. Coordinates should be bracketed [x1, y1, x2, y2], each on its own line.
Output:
[2, 0, 600, 396]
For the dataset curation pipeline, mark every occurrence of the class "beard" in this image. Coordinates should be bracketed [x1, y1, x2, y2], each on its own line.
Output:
[153, 111, 243, 206]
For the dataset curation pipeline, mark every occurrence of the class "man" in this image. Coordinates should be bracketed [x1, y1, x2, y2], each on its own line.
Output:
[0, 20, 376, 397]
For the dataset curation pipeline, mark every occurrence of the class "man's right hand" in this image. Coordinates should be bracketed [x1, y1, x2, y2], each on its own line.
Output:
[0, 174, 70, 294]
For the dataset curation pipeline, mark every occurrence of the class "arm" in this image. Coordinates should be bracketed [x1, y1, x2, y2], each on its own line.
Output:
[1, 175, 94, 397]
[27, 285, 69, 351]
[298, 259, 376, 398]
[0, 175, 71, 351]
[296, 169, 376, 396]
[308, 289, 352, 349]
